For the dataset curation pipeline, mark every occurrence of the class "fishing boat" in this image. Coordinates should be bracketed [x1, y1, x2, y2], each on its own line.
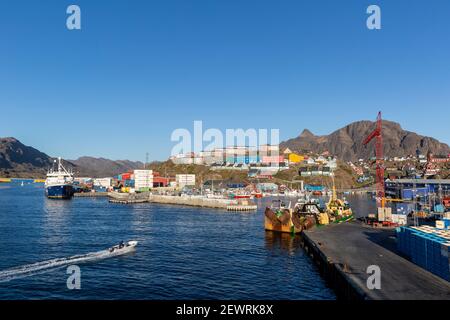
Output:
[45, 157, 74, 199]
[293, 200, 330, 230]
[264, 199, 300, 233]
[326, 176, 353, 222]
[228, 190, 252, 199]
[265, 198, 330, 234]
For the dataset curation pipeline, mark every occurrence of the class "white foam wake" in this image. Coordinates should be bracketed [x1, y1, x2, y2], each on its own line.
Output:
[0, 247, 135, 283]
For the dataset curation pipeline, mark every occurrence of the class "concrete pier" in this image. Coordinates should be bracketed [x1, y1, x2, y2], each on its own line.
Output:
[109, 198, 147, 204]
[302, 222, 450, 300]
[74, 192, 109, 197]
[107, 192, 258, 210]
[147, 194, 236, 209]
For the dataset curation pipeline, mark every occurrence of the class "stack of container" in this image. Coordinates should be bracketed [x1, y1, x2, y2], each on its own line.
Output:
[397, 226, 450, 281]
[134, 170, 153, 192]
[377, 207, 392, 222]
[176, 174, 195, 188]
[118, 172, 132, 181]
[124, 179, 135, 188]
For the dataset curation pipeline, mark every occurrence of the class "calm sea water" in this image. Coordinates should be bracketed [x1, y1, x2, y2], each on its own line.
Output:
[0, 182, 372, 300]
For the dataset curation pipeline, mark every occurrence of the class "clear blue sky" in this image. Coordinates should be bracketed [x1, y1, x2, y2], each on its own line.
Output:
[1, 0, 449, 161]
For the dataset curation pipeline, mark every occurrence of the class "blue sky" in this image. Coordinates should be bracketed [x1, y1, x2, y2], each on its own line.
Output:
[1, 0, 449, 161]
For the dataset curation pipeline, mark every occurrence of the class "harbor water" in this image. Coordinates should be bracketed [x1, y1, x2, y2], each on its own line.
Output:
[0, 183, 371, 300]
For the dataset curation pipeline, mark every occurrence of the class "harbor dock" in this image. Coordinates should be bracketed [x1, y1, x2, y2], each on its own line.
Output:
[302, 222, 450, 300]
[107, 192, 257, 210]
[148, 194, 235, 209]
[74, 192, 109, 197]
[109, 198, 148, 204]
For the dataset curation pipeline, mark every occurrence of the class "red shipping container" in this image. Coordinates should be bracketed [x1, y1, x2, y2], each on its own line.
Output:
[121, 173, 131, 180]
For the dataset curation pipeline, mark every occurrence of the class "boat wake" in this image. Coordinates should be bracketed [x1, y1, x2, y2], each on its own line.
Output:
[0, 244, 137, 283]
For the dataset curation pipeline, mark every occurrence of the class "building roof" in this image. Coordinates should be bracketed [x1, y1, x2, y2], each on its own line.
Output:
[386, 179, 450, 185]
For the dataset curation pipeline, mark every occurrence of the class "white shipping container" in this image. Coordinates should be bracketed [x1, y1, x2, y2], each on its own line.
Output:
[135, 180, 153, 189]
[134, 170, 153, 176]
[134, 169, 154, 190]
[94, 178, 112, 188]
[378, 207, 392, 222]
[176, 174, 196, 187]
[135, 177, 153, 182]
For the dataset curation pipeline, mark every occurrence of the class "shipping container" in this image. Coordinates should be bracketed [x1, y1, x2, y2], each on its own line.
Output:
[176, 174, 196, 188]
[121, 173, 132, 180]
[397, 226, 450, 282]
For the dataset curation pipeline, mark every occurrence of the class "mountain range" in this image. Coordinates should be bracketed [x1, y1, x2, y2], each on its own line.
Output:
[0, 137, 143, 178]
[1, 119, 449, 177]
[280, 120, 450, 161]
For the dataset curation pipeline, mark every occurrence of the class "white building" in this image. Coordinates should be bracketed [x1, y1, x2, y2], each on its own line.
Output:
[326, 158, 338, 169]
[134, 170, 154, 190]
[170, 154, 194, 165]
[176, 174, 196, 188]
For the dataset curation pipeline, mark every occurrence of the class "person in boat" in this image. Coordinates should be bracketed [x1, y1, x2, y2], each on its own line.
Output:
[119, 241, 125, 249]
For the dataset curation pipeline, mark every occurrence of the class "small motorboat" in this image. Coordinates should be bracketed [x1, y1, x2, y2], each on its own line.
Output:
[108, 240, 138, 254]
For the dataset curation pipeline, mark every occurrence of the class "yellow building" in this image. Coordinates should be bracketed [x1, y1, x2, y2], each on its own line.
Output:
[288, 153, 304, 163]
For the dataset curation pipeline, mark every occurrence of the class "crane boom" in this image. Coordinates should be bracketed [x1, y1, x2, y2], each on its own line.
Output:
[363, 112, 385, 207]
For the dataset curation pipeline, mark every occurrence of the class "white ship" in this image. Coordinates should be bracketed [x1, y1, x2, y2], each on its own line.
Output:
[45, 157, 74, 199]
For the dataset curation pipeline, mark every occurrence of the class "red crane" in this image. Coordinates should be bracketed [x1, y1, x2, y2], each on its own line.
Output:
[363, 112, 385, 207]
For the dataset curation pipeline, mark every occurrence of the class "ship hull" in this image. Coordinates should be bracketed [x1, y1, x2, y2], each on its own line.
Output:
[264, 208, 302, 234]
[45, 184, 74, 199]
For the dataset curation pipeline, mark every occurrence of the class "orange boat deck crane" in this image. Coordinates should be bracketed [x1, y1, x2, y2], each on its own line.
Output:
[363, 112, 385, 208]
